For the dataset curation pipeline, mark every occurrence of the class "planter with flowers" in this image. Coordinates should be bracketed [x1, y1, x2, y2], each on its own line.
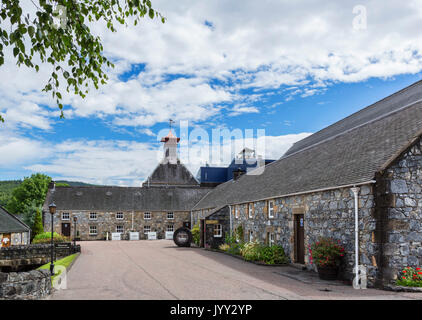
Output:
[310, 237, 345, 280]
[396, 267, 422, 287]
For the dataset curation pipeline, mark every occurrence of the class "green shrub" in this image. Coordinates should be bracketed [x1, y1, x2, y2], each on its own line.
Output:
[31, 208, 44, 239]
[235, 225, 244, 242]
[32, 232, 70, 244]
[259, 245, 289, 264]
[227, 242, 244, 256]
[191, 223, 200, 246]
[240, 241, 262, 261]
[225, 232, 237, 245]
[219, 243, 230, 251]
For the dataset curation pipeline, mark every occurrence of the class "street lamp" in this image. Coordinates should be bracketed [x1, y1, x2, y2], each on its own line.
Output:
[73, 216, 78, 248]
[48, 202, 56, 276]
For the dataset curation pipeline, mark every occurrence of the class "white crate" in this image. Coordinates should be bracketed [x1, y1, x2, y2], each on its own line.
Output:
[147, 232, 157, 240]
[129, 232, 139, 241]
[111, 233, 121, 241]
[165, 232, 174, 240]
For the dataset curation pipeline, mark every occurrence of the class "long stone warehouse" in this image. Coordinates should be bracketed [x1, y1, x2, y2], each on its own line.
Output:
[43, 80, 422, 287]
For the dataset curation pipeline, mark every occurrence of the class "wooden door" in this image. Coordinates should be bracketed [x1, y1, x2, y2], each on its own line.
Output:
[61, 223, 71, 237]
[294, 214, 305, 264]
[1, 233, 11, 247]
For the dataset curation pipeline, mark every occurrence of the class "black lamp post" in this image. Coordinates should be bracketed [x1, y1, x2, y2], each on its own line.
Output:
[49, 202, 56, 276]
[73, 216, 78, 247]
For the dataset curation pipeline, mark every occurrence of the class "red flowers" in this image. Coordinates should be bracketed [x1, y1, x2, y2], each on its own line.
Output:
[398, 267, 422, 286]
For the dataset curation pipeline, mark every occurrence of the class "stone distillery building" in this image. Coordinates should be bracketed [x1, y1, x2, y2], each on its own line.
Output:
[43, 80, 422, 287]
[42, 130, 212, 240]
[191, 80, 422, 287]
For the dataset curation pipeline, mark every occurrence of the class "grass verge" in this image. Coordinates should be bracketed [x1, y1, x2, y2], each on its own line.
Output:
[37, 254, 78, 282]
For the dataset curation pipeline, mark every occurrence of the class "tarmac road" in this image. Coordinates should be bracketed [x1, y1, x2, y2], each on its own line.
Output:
[48, 240, 422, 300]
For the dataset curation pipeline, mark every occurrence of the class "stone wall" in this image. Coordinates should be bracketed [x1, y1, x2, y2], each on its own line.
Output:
[0, 269, 51, 300]
[0, 243, 81, 269]
[375, 137, 422, 285]
[193, 184, 378, 285]
[44, 210, 190, 241]
[204, 206, 230, 249]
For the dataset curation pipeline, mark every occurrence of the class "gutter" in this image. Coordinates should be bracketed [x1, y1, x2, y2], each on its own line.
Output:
[197, 180, 377, 211]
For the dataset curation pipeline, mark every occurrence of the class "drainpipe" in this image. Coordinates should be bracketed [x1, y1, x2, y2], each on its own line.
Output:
[229, 205, 233, 235]
[351, 187, 360, 289]
[131, 211, 134, 231]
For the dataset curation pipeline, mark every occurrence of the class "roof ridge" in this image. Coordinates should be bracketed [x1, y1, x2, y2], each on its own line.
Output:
[280, 98, 422, 161]
[287, 79, 422, 154]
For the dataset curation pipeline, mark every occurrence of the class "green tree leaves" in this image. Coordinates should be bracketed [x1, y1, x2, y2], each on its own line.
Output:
[6, 173, 52, 215]
[0, 0, 165, 122]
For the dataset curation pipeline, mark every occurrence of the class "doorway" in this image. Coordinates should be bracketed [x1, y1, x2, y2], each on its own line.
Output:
[61, 223, 71, 237]
[294, 214, 305, 264]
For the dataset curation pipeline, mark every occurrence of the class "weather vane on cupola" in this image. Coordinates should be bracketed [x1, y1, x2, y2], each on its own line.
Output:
[169, 119, 175, 131]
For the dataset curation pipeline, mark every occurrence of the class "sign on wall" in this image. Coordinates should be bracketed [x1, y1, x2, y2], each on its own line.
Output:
[206, 220, 219, 224]
[147, 232, 157, 240]
[111, 232, 121, 241]
[165, 232, 174, 240]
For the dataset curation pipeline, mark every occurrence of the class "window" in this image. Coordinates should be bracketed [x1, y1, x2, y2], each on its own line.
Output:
[248, 203, 253, 218]
[62, 212, 70, 220]
[268, 200, 274, 218]
[89, 212, 97, 220]
[235, 206, 239, 219]
[214, 224, 222, 237]
[144, 225, 151, 234]
[116, 225, 124, 233]
[268, 233, 275, 247]
[89, 225, 97, 235]
[116, 212, 124, 220]
[249, 230, 253, 241]
[167, 212, 174, 220]
[144, 212, 151, 220]
[166, 224, 174, 232]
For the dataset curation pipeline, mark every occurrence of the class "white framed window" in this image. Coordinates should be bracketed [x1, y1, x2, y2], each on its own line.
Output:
[144, 212, 151, 220]
[62, 212, 70, 221]
[214, 224, 222, 237]
[268, 200, 275, 218]
[116, 225, 124, 233]
[89, 225, 97, 235]
[166, 224, 174, 232]
[89, 212, 97, 220]
[235, 206, 239, 219]
[269, 232, 275, 247]
[116, 212, 124, 220]
[249, 230, 253, 241]
[248, 203, 253, 218]
[167, 212, 174, 220]
[144, 225, 151, 234]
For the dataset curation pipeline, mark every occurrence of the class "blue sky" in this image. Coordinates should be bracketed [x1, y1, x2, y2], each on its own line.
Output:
[1, 1, 422, 185]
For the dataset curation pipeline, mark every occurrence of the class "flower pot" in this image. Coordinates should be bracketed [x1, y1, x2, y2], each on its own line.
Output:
[317, 265, 338, 280]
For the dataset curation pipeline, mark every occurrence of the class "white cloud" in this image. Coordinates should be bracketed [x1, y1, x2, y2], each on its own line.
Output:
[2, 1, 422, 129]
[15, 131, 310, 186]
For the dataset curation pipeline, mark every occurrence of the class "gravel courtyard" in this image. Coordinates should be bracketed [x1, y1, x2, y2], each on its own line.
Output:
[49, 240, 422, 300]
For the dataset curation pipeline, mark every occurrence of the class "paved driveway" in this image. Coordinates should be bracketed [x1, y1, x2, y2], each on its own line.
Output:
[49, 240, 422, 300]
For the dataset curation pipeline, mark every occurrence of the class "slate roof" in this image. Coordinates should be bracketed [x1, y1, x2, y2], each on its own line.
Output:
[193, 81, 422, 210]
[0, 206, 30, 233]
[43, 186, 212, 212]
[285, 80, 422, 156]
[146, 162, 199, 186]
